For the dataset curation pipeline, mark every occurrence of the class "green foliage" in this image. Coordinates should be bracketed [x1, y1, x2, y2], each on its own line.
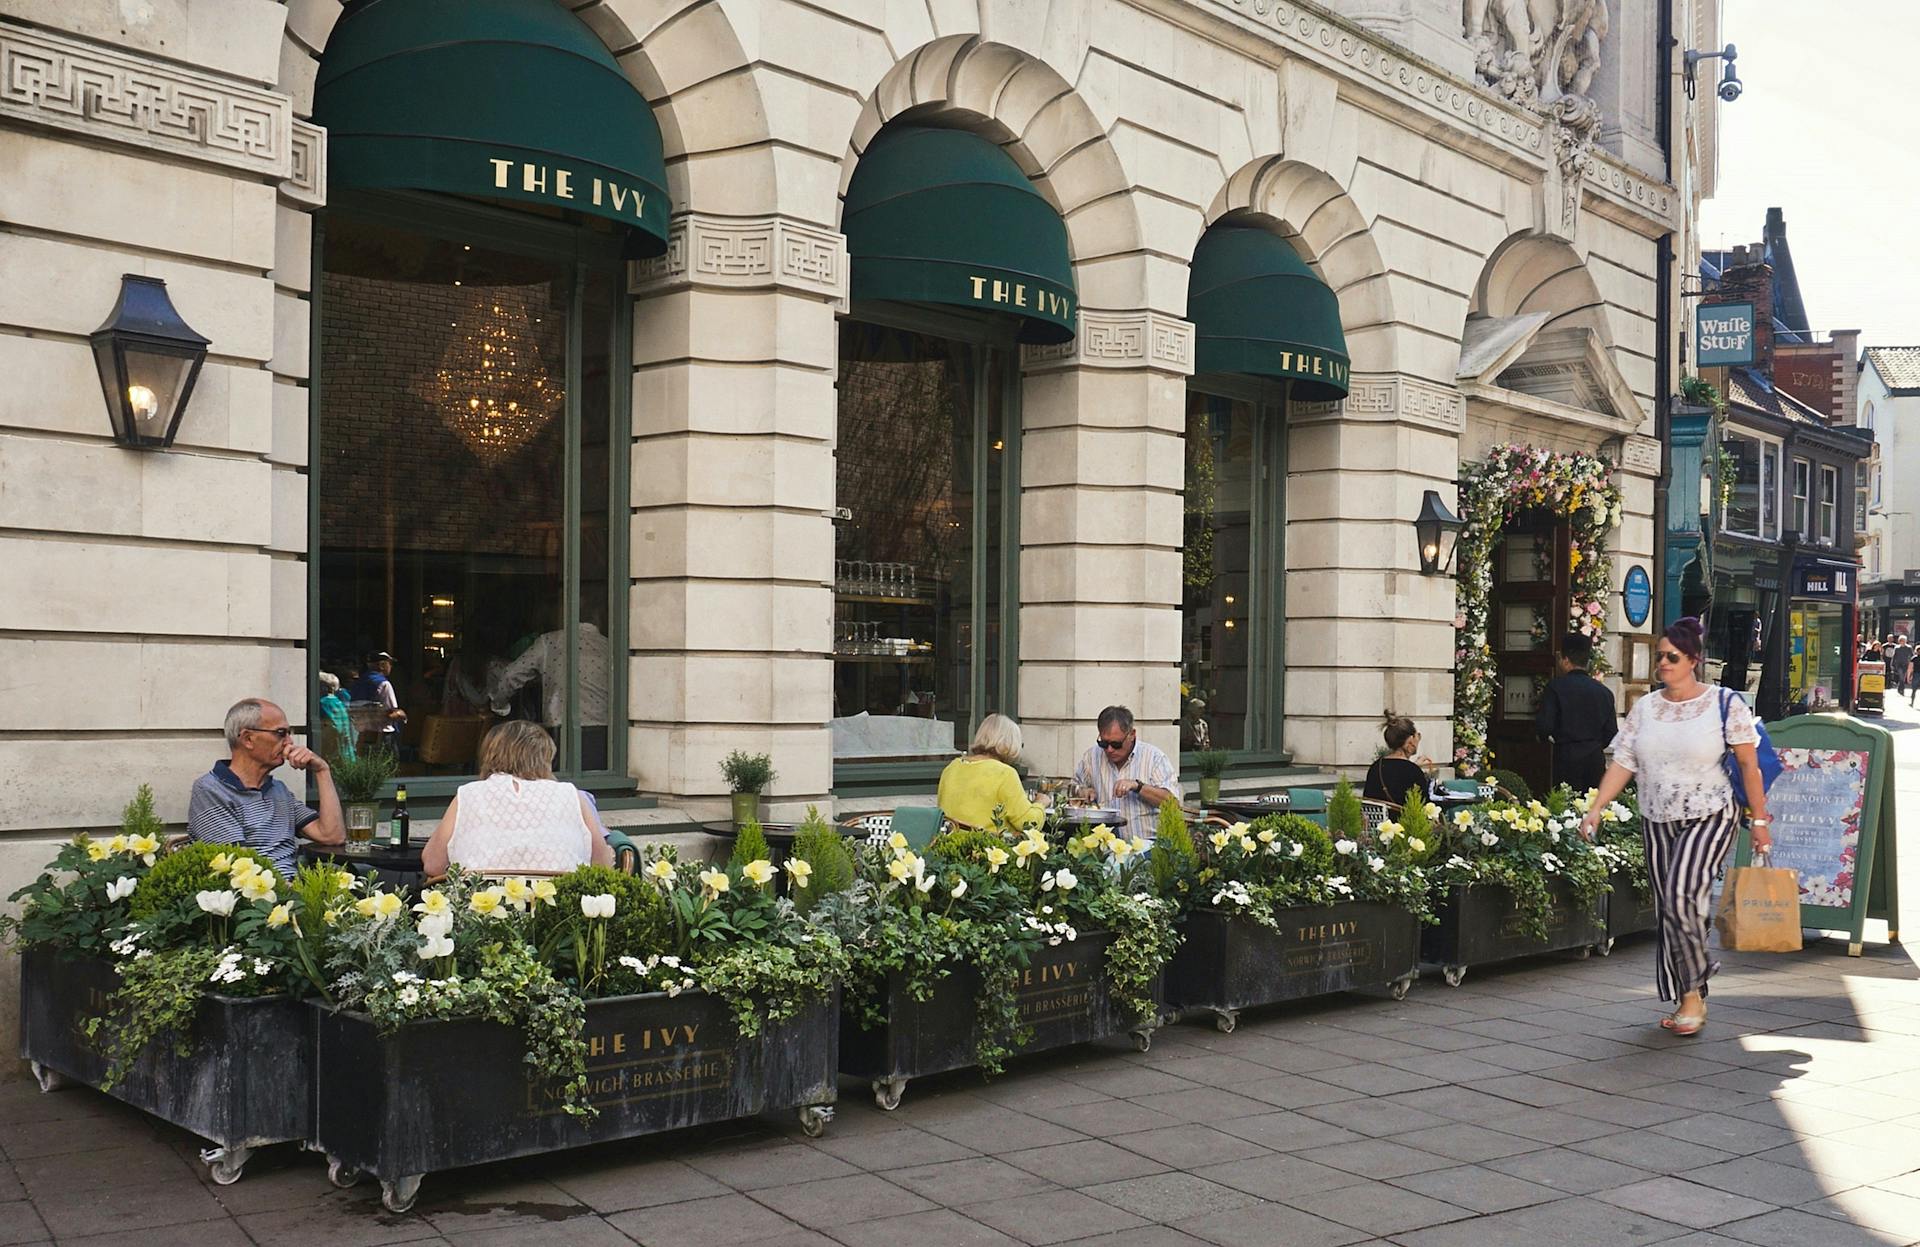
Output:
[719, 750, 776, 794]
[728, 818, 772, 869]
[1150, 801, 1197, 897]
[928, 828, 1006, 865]
[329, 745, 397, 803]
[120, 785, 166, 841]
[85, 946, 225, 1088]
[1192, 750, 1231, 779]
[1432, 799, 1614, 940]
[1326, 776, 1365, 841]
[1488, 768, 1532, 801]
[533, 865, 670, 979]
[1394, 790, 1438, 863]
[1, 831, 157, 956]
[127, 841, 277, 943]
[1257, 814, 1336, 875]
[789, 807, 855, 913]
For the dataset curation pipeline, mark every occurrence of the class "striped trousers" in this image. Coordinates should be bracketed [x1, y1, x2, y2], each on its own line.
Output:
[1643, 803, 1743, 1003]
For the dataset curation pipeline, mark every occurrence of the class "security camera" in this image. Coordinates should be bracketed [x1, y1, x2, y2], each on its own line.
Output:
[1718, 67, 1742, 103]
[1684, 42, 1742, 102]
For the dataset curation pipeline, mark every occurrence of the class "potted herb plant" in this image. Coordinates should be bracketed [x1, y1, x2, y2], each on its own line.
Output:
[1193, 750, 1230, 805]
[719, 750, 775, 828]
[328, 745, 397, 852]
[1423, 791, 1616, 985]
[310, 851, 846, 1213]
[1162, 778, 1428, 1032]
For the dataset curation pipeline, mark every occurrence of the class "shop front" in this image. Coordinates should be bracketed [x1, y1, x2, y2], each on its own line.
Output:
[1707, 542, 1780, 699]
[1862, 580, 1920, 645]
[1789, 555, 1859, 712]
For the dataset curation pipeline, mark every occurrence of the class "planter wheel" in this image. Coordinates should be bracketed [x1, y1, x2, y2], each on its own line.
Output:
[381, 1175, 423, 1214]
[29, 1062, 72, 1094]
[1129, 1027, 1153, 1053]
[1571, 945, 1592, 960]
[1211, 1009, 1238, 1035]
[872, 1077, 908, 1112]
[1390, 975, 1414, 1002]
[1595, 938, 1616, 957]
[200, 1146, 252, 1186]
[797, 1105, 834, 1138]
[1442, 965, 1467, 988]
[326, 1157, 365, 1189]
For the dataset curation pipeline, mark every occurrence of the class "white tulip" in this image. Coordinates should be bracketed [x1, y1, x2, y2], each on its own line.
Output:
[195, 889, 238, 917]
[417, 911, 453, 940]
[1334, 839, 1357, 856]
[417, 933, 454, 960]
[106, 876, 138, 903]
[950, 879, 968, 899]
[580, 893, 617, 919]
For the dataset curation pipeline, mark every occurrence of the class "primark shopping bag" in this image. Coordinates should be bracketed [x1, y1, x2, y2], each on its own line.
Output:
[1714, 853, 1803, 953]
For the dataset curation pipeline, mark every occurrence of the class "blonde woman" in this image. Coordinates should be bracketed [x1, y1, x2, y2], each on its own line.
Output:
[421, 721, 613, 875]
[936, 714, 1049, 831]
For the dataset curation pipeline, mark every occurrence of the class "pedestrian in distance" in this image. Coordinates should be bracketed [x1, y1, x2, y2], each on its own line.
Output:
[1535, 632, 1617, 796]
[1579, 617, 1771, 1037]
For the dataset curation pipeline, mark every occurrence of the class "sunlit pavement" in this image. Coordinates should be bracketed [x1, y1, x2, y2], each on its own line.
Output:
[5, 715, 1919, 1247]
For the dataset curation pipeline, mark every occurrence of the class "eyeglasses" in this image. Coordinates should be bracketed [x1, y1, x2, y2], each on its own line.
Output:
[246, 726, 294, 740]
[1655, 650, 1686, 665]
[1097, 737, 1131, 752]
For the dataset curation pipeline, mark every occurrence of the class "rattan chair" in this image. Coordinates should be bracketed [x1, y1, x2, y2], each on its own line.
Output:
[840, 811, 892, 847]
[1360, 799, 1402, 834]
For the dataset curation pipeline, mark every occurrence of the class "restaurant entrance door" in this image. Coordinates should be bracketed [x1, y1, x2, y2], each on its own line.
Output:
[1488, 509, 1568, 794]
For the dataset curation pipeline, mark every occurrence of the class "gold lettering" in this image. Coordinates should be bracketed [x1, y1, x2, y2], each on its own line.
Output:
[612, 1032, 626, 1054]
[489, 158, 512, 189]
[592, 178, 604, 206]
[1312, 355, 1324, 375]
[632, 193, 646, 219]
[1014, 284, 1028, 307]
[1278, 351, 1294, 372]
[588, 1036, 606, 1058]
[522, 164, 548, 195]
[555, 169, 574, 200]
[970, 276, 988, 301]
[609, 184, 629, 212]
[992, 279, 1010, 304]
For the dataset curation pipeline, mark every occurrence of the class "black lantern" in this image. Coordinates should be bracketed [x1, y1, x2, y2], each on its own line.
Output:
[1415, 489, 1464, 575]
[90, 274, 210, 450]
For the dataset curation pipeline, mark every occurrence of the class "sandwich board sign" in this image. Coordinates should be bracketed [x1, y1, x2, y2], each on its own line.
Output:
[1733, 714, 1899, 955]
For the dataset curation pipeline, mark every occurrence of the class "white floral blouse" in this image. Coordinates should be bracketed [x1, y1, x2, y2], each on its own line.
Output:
[1608, 685, 1756, 823]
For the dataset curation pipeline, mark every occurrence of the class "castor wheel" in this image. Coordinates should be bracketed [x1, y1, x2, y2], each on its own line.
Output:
[1594, 938, 1616, 957]
[1572, 945, 1592, 960]
[1211, 1009, 1238, 1034]
[797, 1104, 834, 1137]
[1390, 975, 1414, 1001]
[200, 1146, 252, 1186]
[327, 1157, 365, 1188]
[381, 1175, 423, 1214]
[1442, 964, 1467, 988]
[872, 1077, 907, 1111]
[29, 1062, 72, 1093]
[1130, 1028, 1154, 1053]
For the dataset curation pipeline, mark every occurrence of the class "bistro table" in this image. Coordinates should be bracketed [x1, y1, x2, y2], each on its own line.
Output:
[1057, 806, 1126, 826]
[300, 841, 428, 893]
[1206, 793, 1292, 821]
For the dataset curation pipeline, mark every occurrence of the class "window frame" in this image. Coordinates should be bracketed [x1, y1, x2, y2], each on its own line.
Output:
[1719, 427, 1779, 540]
[828, 300, 1023, 794]
[307, 190, 633, 799]
[1792, 456, 1812, 537]
[1819, 463, 1839, 545]
[1181, 373, 1291, 770]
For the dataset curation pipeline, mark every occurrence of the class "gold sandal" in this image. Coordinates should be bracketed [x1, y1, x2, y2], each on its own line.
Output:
[1659, 1012, 1706, 1037]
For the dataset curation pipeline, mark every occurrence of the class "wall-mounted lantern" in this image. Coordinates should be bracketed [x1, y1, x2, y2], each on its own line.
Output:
[1415, 489, 1464, 575]
[90, 274, 210, 450]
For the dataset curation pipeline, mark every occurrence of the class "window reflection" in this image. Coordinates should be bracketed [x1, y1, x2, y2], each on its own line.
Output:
[1182, 393, 1256, 752]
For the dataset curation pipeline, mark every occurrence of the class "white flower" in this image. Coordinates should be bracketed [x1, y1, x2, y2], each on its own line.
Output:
[196, 890, 239, 917]
[105, 876, 138, 903]
[417, 911, 453, 941]
[253, 959, 273, 975]
[660, 955, 682, 969]
[580, 893, 617, 919]
[646, 859, 677, 886]
[1326, 875, 1353, 897]
[915, 871, 937, 894]
[1289, 842, 1305, 859]
[397, 985, 421, 1007]
[1407, 837, 1426, 854]
[391, 971, 421, 985]
[417, 933, 454, 960]
[784, 859, 812, 889]
[950, 878, 968, 899]
[1334, 839, 1357, 856]
[1479, 830, 1500, 848]
[1041, 868, 1078, 892]
[1367, 854, 1386, 873]
[1541, 852, 1563, 874]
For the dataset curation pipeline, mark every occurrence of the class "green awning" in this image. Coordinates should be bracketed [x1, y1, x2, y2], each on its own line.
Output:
[1188, 223, 1350, 400]
[843, 126, 1076, 344]
[314, 0, 669, 255]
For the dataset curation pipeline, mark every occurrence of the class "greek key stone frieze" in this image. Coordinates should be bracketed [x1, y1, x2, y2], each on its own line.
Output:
[1021, 311, 1195, 375]
[0, 19, 293, 180]
[1619, 434, 1662, 477]
[281, 119, 326, 207]
[1294, 374, 1465, 431]
[631, 213, 847, 302]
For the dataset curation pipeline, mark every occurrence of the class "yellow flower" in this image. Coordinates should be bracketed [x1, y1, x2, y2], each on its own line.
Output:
[531, 879, 557, 906]
[646, 859, 677, 885]
[323, 908, 340, 926]
[334, 869, 357, 891]
[1209, 830, 1231, 850]
[266, 904, 292, 928]
[230, 858, 261, 886]
[469, 889, 504, 916]
[1257, 828, 1279, 844]
[1013, 836, 1048, 865]
[413, 890, 450, 916]
[86, 841, 110, 862]
[887, 856, 914, 883]
[371, 892, 403, 919]
[785, 859, 813, 889]
[1569, 548, 1583, 570]
[108, 835, 128, 853]
[126, 834, 159, 858]
[501, 878, 533, 909]
[237, 872, 277, 902]
[984, 846, 1010, 873]
[888, 832, 908, 851]
[208, 852, 232, 875]
[1110, 838, 1134, 862]
[741, 859, 776, 887]
[698, 869, 731, 896]
[1130, 837, 1150, 857]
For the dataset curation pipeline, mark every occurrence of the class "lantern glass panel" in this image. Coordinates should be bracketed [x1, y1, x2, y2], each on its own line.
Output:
[121, 348, 195, 441]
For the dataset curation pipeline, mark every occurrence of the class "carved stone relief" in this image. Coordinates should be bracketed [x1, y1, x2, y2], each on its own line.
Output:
[630, 213, 848, 304]
[1022, 311, 1195, 375]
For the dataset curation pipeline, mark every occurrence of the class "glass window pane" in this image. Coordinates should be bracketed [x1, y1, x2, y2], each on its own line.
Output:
[1762, 444, 1778, 536]
[1724, 432, 1760, 537]
[833, 322, 995, 762]
[573, 263, 617, 773]
[1182, 392, 1256, 751]
[319, 215, 570, 778]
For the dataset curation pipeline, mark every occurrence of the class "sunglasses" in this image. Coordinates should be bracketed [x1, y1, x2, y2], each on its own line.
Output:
[246, 726, 295, 740]
[1655, 650, 1686, 665]
[1097, 736, 1131, 751]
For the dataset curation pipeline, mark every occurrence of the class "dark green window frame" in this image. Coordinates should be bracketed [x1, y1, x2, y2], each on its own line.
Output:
[831, 300, 1023, 795]
[1182, 373, 1290, 774]
[306, 189, 633, 800]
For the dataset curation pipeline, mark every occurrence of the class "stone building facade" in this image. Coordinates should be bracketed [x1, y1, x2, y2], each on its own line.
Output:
[0, 0, 1719, 1036]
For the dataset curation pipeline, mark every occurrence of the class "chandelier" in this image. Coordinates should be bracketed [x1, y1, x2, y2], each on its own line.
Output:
[431, 287, 563, 463]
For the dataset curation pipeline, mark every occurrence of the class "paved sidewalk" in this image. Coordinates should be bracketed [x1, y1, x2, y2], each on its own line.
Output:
[5, 702, 1918, 1246]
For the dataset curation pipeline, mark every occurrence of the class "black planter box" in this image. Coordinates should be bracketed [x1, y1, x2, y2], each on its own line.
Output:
[312, 987, 838, 1211]
[1604, 870, 1657, 948]
[1421, 881, 1607, 985]
[16, 946, 311, 1183]
[840, 931, 1159, 1109]
[1164, 902, 1421, 1031]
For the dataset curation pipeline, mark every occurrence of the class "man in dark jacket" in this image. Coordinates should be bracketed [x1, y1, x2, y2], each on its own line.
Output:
[1535, 633, 1618, 794]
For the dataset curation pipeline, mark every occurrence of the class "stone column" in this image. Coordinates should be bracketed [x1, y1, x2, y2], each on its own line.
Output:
[1017, 311, 1194, 778]
[627, 213, 846, 820]
[1284, 373, 1464, 774]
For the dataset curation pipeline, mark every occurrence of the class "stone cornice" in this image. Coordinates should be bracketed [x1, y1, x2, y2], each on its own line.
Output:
[0, 18, 296, 182]
[1021, 311, 1195, 375]
[1583, 149, 1678, 232]
[630, 213, 848, 304]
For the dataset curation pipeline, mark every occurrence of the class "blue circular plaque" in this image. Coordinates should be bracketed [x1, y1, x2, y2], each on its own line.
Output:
[1623, 564, 1653, 627]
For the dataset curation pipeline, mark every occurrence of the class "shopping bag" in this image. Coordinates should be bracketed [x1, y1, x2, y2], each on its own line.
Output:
[1715, 854, 1803, 953]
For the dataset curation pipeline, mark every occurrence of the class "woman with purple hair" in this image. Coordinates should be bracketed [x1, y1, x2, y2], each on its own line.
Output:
[1579, 617, 1772, 1036]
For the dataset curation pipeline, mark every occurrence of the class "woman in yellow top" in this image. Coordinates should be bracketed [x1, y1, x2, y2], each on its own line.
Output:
[937, 714, 1049, 831]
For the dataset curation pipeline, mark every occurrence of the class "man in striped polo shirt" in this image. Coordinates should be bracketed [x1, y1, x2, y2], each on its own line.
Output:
[187, 699, 346, 876]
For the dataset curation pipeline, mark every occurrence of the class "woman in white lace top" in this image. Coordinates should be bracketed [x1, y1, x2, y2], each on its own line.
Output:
[421, 722, 613, 876]
[1579, 617, 1771, 1036]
